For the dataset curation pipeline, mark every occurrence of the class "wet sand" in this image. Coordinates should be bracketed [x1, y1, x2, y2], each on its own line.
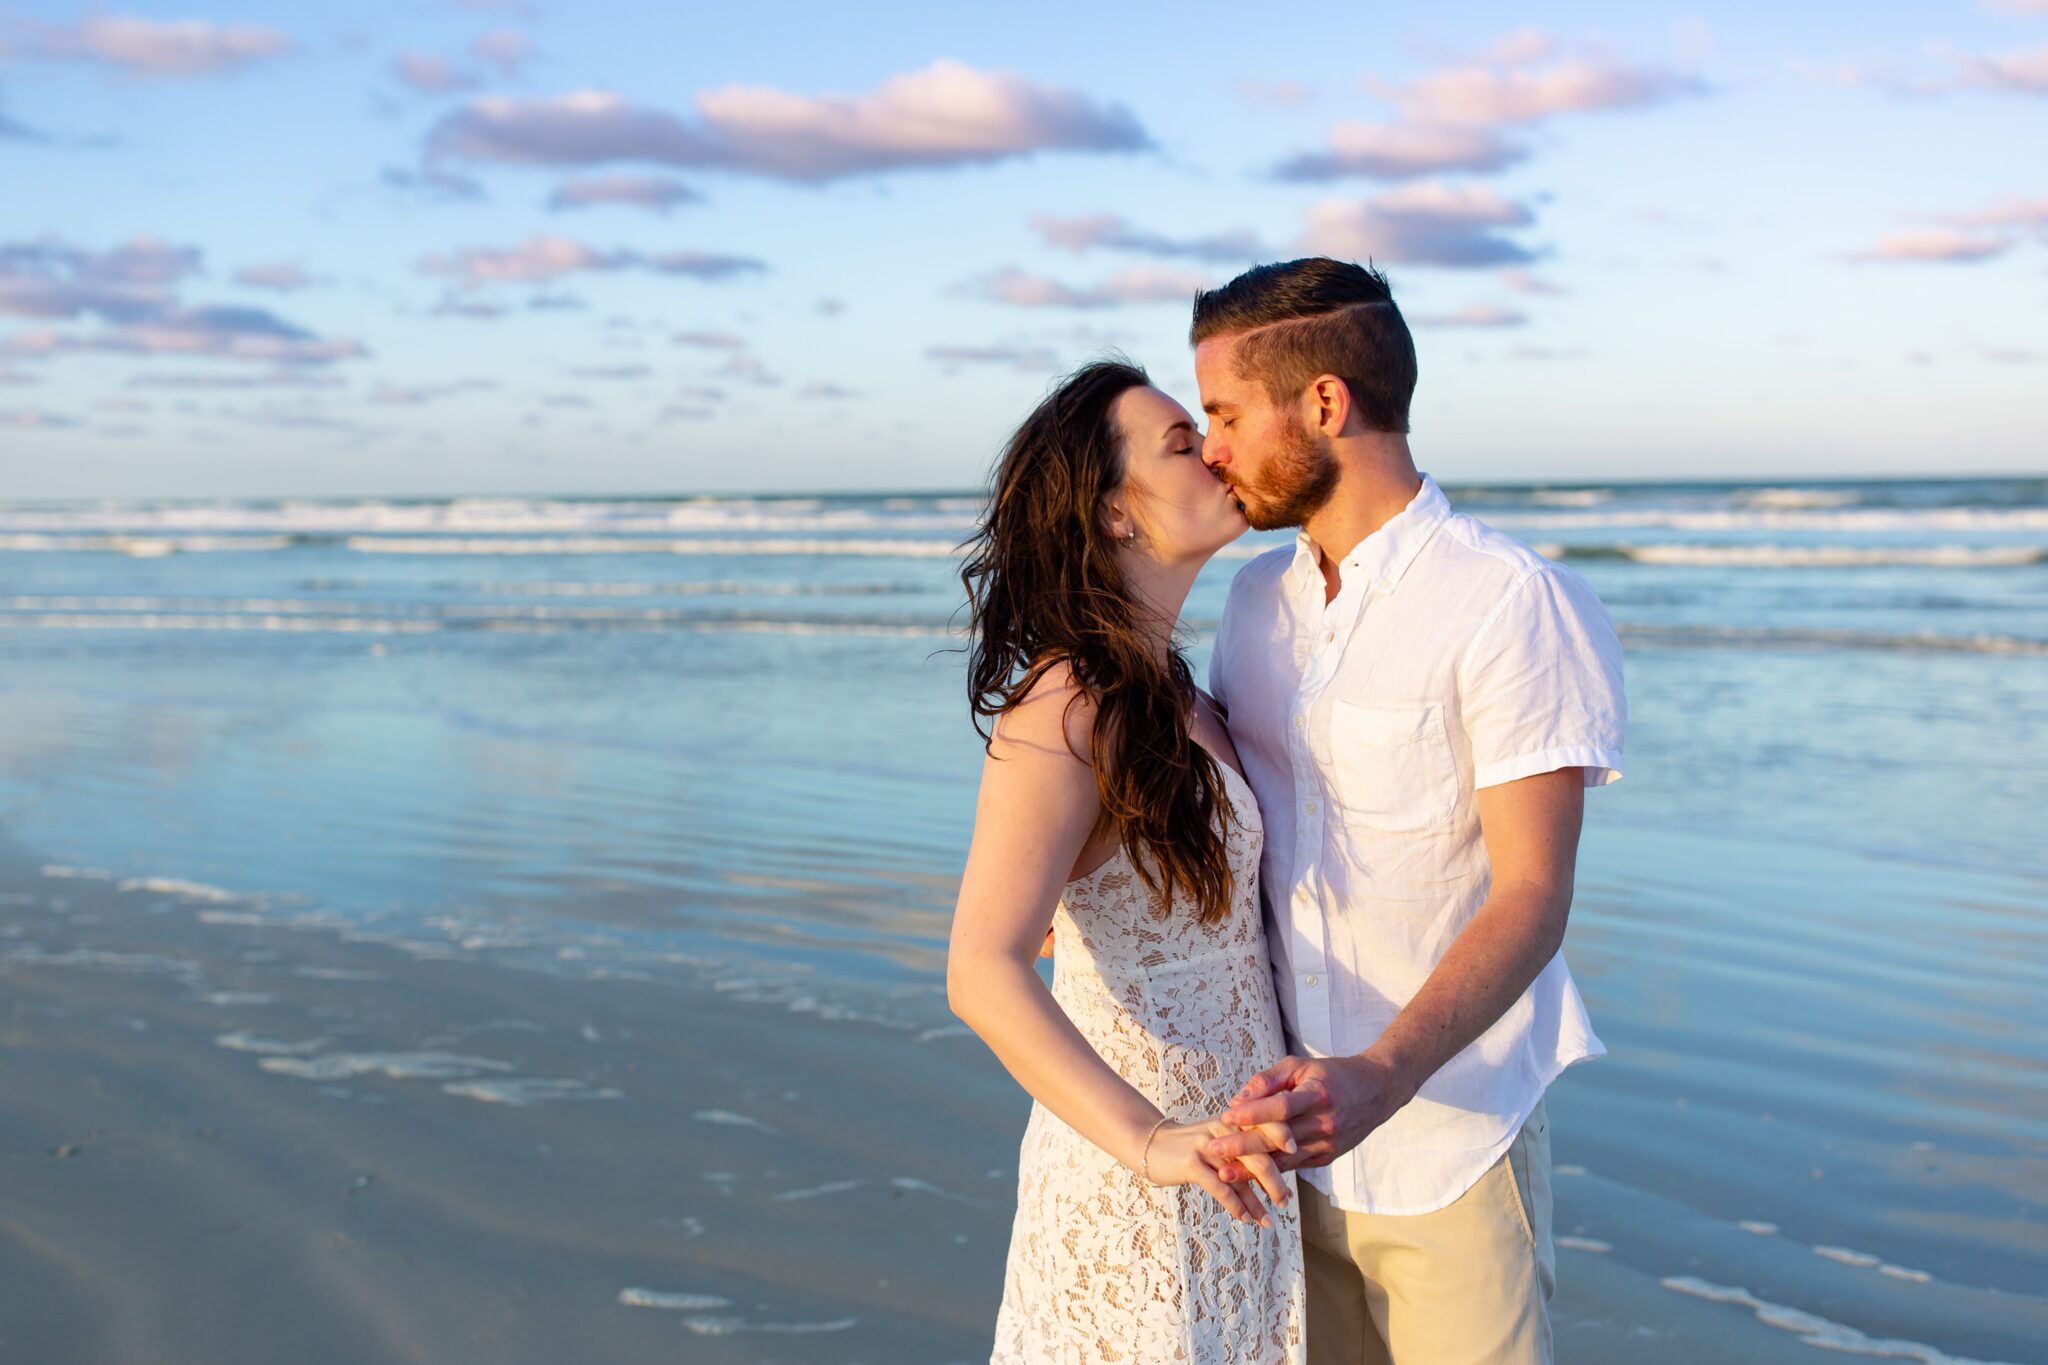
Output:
[8, 833, 2039, 1364]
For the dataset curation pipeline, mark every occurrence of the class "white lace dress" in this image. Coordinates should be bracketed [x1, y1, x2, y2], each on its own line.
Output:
[990, 761, 1306, 1364]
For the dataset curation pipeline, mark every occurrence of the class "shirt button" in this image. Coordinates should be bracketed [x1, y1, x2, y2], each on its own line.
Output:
[1303, 800, 1318, 815]
[1293, 714, 1305, 729]
[1305, 974, 1319, 987]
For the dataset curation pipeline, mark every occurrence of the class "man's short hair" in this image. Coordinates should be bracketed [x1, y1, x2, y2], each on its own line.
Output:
[1190, 257, 1417, 434]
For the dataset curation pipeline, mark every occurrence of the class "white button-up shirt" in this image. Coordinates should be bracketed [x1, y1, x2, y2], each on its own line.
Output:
[1211, 474, 1625, 1215]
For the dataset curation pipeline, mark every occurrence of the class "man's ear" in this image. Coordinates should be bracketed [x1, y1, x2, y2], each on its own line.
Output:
[1309, 375, 1352, 438]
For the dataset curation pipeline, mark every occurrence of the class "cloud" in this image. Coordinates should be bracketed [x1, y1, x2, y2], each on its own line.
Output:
[0, 236, 202, 322]
[425, 60, 1151, 181]
[798, 381, 859, 399]
[233, 262, 315, 291]
[548, 173, 704, 214]
[1377, 50, 1706, 127]
[1273, 122, 1528, 181]
[672, 329, 747, 349]
[568, 363, 652, 379]
[1273, 37, 1697, 183]
[1952, 41, 2048, 93]
[1844, 230, 2013, 263]
[4, 305, 364, 364]
[814, 297, 845, 316]
[370, 380, 495, 405]
[0, 407, 81, 429]
[471, 29, 530, 75]
[925, 342, 1057, 372]
[1981, 345, 2042, 362]
[396, 52, 478, 95]
[658, 403, 715, 421]
[430, 296, 508, 319]
[0, 366, 36, 385]
[716, 353, 780, 386]
[1030, 213, 1265, 263]
[1234, 79, 1313, 106]
[382, 164, 487, 202]
[1499, 267, 1567, 295]
[14, 15, 291, 78]
[418, 235, 765, 288]
[1410, 303, 1528, 328]
[127, 369, 343, 390]
[955, 265, 1209, 308]
[676, 384, 726, 401]
[1935, 195, 2048, 230]
[1300, 183, 1538, 267]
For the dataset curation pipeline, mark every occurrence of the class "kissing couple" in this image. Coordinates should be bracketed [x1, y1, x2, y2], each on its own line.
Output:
[948, 257, 1627, 1364]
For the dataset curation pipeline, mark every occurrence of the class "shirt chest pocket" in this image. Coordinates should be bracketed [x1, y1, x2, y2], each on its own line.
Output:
[1326, 701, 1458, 832]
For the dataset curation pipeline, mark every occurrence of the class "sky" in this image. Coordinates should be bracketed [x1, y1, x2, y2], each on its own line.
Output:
[1, 1, 2045, 501]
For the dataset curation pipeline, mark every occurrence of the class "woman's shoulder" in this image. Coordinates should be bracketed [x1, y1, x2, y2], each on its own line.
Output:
[990, 656, 1097, 769]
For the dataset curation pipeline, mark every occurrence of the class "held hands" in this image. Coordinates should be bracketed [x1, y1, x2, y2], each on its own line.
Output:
[1140, 1114, 1297, 1227]
[1205, 1051, 1417, 1179]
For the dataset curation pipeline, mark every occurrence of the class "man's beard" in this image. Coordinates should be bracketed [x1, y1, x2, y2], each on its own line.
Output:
[1237, 411, 1339, 530]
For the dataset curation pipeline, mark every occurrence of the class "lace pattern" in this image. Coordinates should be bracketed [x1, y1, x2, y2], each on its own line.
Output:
[990, 763, 1307, 1364]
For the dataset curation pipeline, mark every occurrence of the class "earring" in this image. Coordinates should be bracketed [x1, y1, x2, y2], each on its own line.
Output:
[1122, 528, 1138, 544]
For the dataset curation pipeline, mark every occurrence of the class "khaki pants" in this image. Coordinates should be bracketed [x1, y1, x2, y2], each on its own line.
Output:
[1300, 1101, 1554, 1365]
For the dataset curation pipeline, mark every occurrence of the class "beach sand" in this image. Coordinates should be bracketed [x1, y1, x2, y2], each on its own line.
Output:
[9, 832, 2034, 1364]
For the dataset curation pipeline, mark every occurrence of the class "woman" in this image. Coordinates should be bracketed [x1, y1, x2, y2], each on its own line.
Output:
[948, 359, 1306, 1363]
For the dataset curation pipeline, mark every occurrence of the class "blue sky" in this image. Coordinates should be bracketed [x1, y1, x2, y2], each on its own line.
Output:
[1, 1, 2044, 499]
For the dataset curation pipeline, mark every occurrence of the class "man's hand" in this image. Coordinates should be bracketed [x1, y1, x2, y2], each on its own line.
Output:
[1205, 1051, 1416, 1175]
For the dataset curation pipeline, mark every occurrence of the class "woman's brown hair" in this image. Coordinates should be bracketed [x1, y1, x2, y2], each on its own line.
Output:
[960, 358, 1235, 924]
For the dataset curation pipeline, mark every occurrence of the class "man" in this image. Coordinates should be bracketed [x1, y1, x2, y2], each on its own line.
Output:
[1195, 257, 1626, 1365]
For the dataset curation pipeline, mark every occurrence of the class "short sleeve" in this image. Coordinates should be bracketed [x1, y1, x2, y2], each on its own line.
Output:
[1458, 566, 1626, 791]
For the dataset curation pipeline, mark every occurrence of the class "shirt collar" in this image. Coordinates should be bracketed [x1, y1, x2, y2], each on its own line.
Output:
[1289, 473, 1451, 596]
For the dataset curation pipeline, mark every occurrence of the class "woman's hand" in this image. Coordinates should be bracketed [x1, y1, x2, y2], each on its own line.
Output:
[1140, 1116, 1295, 1226]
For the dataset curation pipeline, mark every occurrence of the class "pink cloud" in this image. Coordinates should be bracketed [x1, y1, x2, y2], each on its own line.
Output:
[1845, 230, 2013, 263]
[1029, 213, 1264, 263]
[20, 15, 290, 78]
[396, 52, 478, 95]
[1954, 41, 2048, 92]
[926, 342, 1058, 372]
[1377, 53, 1704, 127]
[427, 61, 1150, 181]
[233, 262, 316, 291]
[1410, 303, 1528, 328]
[0, 407, 81, 428]
[1937, 195, 2048, 230]
[418, 235, 764, 288]
[548, 173, 703, 214]
[954, 265, 1210, 309]
[471, 29, 530, 75]
[1274, 121, 1527, 181]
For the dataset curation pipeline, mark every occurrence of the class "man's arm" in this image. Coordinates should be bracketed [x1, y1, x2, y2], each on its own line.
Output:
[1208, 767, 1585, 1172]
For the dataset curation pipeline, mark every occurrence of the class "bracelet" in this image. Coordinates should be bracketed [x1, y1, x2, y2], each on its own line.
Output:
[1139, 1115, 1173, 1184]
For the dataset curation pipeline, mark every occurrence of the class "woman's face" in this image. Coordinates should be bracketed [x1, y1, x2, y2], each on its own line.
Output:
[1109, 385, 1248, 566]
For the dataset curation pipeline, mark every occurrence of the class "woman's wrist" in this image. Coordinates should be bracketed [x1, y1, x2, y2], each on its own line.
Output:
[1118, 1108, 1168, 1175]
[1137, 1114, 1174, 1183]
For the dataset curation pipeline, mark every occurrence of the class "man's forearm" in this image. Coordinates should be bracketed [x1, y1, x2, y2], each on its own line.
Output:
[1363, 878, 1571, 1099]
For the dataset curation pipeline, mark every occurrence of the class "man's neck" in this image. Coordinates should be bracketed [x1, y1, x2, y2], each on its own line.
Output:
[1301, 435, 1424, 569]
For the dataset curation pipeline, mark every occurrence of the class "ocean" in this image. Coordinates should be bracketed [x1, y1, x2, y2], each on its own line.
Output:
[0, 475, 2042, 1363]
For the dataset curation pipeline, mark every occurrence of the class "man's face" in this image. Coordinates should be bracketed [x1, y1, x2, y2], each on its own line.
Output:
[1195, 334, 1338, 531]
